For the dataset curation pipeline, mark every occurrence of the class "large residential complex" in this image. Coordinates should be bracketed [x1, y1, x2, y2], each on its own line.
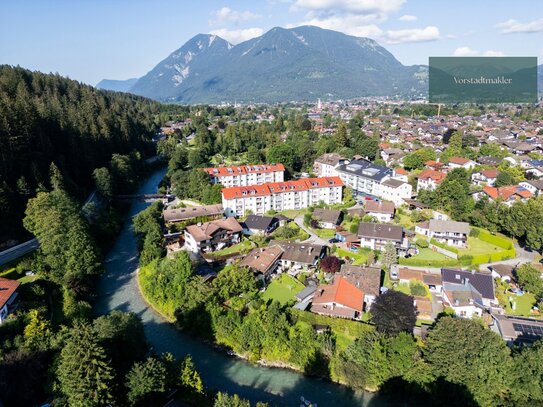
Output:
[221, 177, 344, 217]
[204, 163, 285, 187]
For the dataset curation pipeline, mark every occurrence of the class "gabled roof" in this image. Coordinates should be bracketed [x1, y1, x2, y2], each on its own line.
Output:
[243, 215, 277, 231]
[312, 208, 342, 224]
[428, 219, 470, 234]
[479, 169, 499, 178]
[0, 278, 20, 309]
[163, 204, 224, 223]
[482, 185, 533, 200]
[417, 169, 447, 183]
[312, 275, 364, 312]
[204, 163, 285, 177]
[448, 156, 472, 165]
[340, 264, 381, 298]
[357, 222, 403, 242]
[270, 241, 325, 265]
[441, 268, 495, 300]
[365, 200, 395, 215]
[240, 245, 283, 274]
[315, 153, 345, 166]
[185, 218, 243, 242]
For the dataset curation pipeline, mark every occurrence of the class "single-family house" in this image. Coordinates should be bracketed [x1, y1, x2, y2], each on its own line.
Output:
[448, 157, 476, 170]
[271, 241, 326, 272]
[442, 282, 485, 318]
[240, 245, 283, 280]
[184, 218, 243, 253]
[377, 179, 412, 206]
[416, 169, 447, 191]
[312, 208, 343, 229]
[398, 268, 442, 291]
[339, 264, 381, 310]
[492, 314, 543, 346]
[471, 169, 500, 186]
[358, 222, 404, 251]
[242, 215, 280, 235]
[364, 201, 395, 222]
[519, 180, 543, 197]
[415, 219, 470, 247]
[441, 268, 497, 307]
[487, 263, 515, 283]
[474, 185, 533, 206]
[311, 275, 364, 319]
[0, 278, 20, 324]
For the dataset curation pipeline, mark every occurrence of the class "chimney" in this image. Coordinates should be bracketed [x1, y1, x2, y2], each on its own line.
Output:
[455, 299, 459, 306]
[464, 278, 469, 286]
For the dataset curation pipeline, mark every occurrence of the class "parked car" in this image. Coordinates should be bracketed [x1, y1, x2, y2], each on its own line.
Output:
[328, 238, 339, 244]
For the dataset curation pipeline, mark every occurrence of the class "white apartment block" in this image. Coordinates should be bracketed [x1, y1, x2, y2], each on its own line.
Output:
[222, 177, 344, 217]
[204, 164, 284, 187]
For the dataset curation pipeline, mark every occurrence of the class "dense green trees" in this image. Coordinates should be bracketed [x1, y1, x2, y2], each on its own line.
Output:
[516, 263, 543, 298]
[126, 356, 167, 406]
[133, 201, 165, 265]
[0, 65, 163, 242]
[170, 169, 222, 204]
[370, 291, 416, 335]
[403, 148, 437, 170]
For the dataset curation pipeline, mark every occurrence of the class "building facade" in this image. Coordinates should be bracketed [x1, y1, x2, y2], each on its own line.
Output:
[204, 164, 285, 187]
[221, 177, 344, 217]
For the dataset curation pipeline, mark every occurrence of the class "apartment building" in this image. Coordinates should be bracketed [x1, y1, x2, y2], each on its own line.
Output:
[335, 159, 390, 197]
[221, 177, 344, 217]
[204, 163, 284, 187]
[313, 153, 346, 177]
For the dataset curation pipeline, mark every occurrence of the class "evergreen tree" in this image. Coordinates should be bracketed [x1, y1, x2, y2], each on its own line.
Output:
[126, 357, 167, 406]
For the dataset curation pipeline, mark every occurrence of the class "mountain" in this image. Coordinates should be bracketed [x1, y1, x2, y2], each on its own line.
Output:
[95, 26, 425, 102]
[96, 78, 138, 92]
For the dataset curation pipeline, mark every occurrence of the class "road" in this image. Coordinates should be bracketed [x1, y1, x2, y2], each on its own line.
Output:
[0, 238, 39, 266]
[293, 215, 330, 246]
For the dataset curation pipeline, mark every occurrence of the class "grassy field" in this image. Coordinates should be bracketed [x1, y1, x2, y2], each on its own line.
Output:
[311, 228, 336, 239]
[395, 213, 415, 230]
[261, 274, 305, 305]
[502, 292, 538, 316]
[335, 247, 371, 265]
[411, 248, 451, 261]
[294, 310, 374, 350]
[209, 239, 253, 257]
[458, 236, 503, 256]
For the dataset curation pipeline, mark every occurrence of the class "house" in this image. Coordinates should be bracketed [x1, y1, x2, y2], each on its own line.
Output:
[492, 314, 543, 346]
[380, 148, 404, 166]
[392, 167, 409, 182]
[240, 245, 283, 280]
[474, 185, 533, 206]
[364, 201, 395, 222]
[204, 163, 284, 187]
[442, 282, 485, 318]
[311, 275, 364, 319]
[376, 179, 412, 206]
[425, 160, 445, 171]
[340, 264, 381, 310]
[184, 218, 243, 253]
[416, 169, 447, 191]
[441, 268, 497, 307]
[519, 180, 543, 196]
[478, 156, 502, 166]
[312, 208, 343, 229]
[313, 153, 346, 177]
[242, 215, 280, 235]
[335, 231, 360, 248]
[163, 204, 224, 224]
[398, 268, 442, 291]
[0, 278, 20, 324]
[414, 296, 433, 320]
[221, 177, 344, 217]
[271, 241, 326, 272]
[415, 219, 470, 247]
[487, 263, 515, 283]
[295, 284, 318, 303]
[448, 157, 476, 170]
[358, 222, 404, 251]
[471, 169, 500, 186]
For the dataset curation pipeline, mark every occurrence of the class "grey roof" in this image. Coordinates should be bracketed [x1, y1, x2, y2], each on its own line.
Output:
[523, 179, 543, 190]
[163, 204, 224, 223]
[441, 269, 495, 300]
[243, 215, 277, 231]
[365, 200, 395, 214]
[357, 222, 403, 242]
[492, 314, 543, 345]
[443, 281, 484, 307]
[312, 208, 342, 225]
[488, 263, 515, 278]
[340, 264, 381, 298]
[477, 156, 501, 165]
[381, 178, 406, 188]
[315, 153, 345, 166]
[429, 219, 469, 234]
[270, 241, 325, 265]
[336, 159, 391, 182]
[296, 285, 318, 301]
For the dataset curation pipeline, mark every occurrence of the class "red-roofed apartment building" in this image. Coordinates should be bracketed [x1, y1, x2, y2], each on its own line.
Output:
[204, 164, 284, 187]
[311, 275, 364, 320]
[222, 177, 343, 217]
[0, 278, 20, 324]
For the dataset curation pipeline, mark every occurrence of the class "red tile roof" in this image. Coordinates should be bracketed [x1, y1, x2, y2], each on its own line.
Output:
[0, 278, 20, 309]
[312, 275, 364, 312]
[480, 169, 499, 178]
[204, 163, 285, 177]
[395, 168, 408, 175]
[448, 156, 470, 165]
[221, 177, 344, 200]
[417, 169, 447, 183]
[482, 185, 533, 200]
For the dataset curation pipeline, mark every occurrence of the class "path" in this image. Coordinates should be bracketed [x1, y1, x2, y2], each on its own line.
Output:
[293, 215, 330, 246]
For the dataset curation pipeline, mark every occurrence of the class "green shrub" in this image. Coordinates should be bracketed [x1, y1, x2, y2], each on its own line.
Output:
[409, 280, 427, 296]
[416, 238, 429, 248]
[399, 257, 458, 267]
[430, 239, 459, 254]
[469, 228, 480, 237]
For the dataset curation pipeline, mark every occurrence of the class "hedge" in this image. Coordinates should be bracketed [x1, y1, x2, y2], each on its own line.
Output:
[430, 238, 459, 254]
[399, 257, 459, 268]
[474, 228, 514, 250]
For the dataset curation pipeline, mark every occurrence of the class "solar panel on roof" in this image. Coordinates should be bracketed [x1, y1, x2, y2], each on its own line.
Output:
[513, 323, 543, 336]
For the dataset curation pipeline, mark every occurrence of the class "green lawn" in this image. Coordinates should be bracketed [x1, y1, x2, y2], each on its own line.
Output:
[396, 213, 415, 230]
[502, 292, 537, 316]
[209, 239, 253, 257]
[335, 247, 371, 265]
[458, 236, 502, 256]
[311, 228, 336, 239]
[261, 274, 305, 305]
[273, 209, 308, 218]
[412, 248, 451, 261]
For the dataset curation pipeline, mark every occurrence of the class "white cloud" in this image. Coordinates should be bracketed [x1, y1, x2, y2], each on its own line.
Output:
[398, 14, 417, 21]
[292, 0, 405, 15]
[383, 26, 439, 44]
[210, 7, 261, 26]
[453, 47, 505, 57]
[496, 18, 543, 34]
[209, 27, 264, 44]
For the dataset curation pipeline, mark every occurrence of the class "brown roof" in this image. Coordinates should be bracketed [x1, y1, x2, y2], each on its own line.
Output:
[185, 218, 243, 242]
[399, 268, 442, 286]
[340, 264, 381, 298]
[312, 208, 342, 225]
[0, 278, 20, 309]
[312, 275, 364, 312]
[364, 200, 395, 215]
[337, 231, 359, 243]
[414, 296, 432, 316]
[315, 153, 345, 166]
[163, 204, 224, 223]
[240, 246, 283, 274]
[357, 223, 403, 242]
[270, 241, 324, 265]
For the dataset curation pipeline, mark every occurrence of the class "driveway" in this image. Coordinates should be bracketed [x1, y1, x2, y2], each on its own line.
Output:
[293, 215, 330, 246]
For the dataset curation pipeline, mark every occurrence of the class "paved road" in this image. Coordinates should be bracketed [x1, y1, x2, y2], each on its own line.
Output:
[293, 215, 330, 246]
[0, 238, 39, 266]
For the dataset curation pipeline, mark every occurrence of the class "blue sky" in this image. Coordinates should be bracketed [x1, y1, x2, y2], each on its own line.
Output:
[1, 0, 542, 85]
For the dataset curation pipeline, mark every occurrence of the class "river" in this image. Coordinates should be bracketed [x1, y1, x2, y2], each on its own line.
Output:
[94, 168, 389, 407]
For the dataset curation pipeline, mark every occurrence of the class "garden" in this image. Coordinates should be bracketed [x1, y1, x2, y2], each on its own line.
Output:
[261, 273, 305, 305]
